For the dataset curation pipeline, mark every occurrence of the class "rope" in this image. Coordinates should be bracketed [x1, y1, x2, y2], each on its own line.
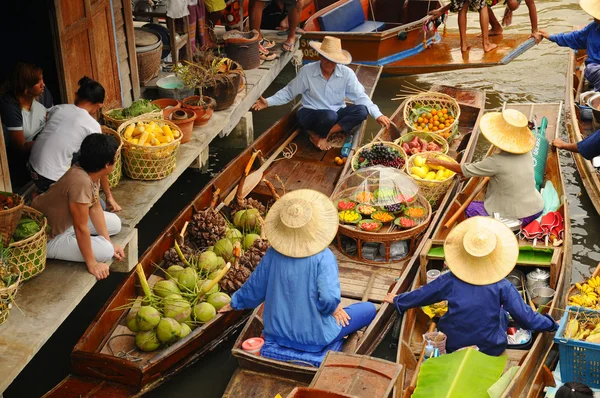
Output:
[273, 143, 298, 162]
[106, 333, 143, 362]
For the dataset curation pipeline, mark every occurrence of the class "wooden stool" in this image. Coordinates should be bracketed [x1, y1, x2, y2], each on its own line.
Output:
[166, 16, 193, 64]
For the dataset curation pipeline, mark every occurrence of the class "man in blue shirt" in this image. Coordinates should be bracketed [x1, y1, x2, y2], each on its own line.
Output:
[532, 0, 600, 89]
[385, 217, 558, 356]
[252, 36, 391, 150]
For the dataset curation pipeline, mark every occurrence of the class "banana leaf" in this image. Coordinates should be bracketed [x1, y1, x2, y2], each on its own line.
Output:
[413, 348, 507, 398]
[427, 246, 553, 265]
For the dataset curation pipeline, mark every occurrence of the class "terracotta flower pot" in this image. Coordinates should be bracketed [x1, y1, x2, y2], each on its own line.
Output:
[151, 98, 181, 117]
[182, 96, 217, 127]
[163, 108, 197, 143]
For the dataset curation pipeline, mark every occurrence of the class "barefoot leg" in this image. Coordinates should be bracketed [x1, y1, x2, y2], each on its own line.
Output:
[487, 7, 503, 35]
[458, 4, 470, 52]
[479, 6, 498, 52]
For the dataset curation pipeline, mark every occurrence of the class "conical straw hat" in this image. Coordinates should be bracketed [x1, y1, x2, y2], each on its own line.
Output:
[444, 217, 519, 285]
[580, 0, 600, 20]
[309, 36, 352, 65]
[479, 109, 535, 154]
[264, 189, 339, 258]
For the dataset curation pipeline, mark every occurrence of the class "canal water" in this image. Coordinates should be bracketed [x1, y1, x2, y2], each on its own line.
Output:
[5, 1, 597, 397]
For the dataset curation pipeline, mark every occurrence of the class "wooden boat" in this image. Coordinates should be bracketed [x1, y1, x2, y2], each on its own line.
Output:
[566, 49, 600, 215]
[395, 102, 572, 398]
[299, 0, 535, 75]
[42, 65, 381, 398]
[222, 86, 486, 397]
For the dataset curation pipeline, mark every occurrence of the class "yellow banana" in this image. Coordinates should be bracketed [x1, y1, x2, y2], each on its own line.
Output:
[576, 283, 583, 290]
[565, 319, 579, 338]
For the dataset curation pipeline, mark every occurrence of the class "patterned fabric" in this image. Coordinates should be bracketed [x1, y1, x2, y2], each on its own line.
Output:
[486, 0, 522, 6]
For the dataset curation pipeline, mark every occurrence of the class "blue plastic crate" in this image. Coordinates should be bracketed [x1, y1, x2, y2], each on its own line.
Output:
[554, 306, 600, 388]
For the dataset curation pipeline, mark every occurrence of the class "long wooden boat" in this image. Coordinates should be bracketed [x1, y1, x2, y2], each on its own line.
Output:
[566, 49, 600, 215]
[299, 0, 535, 75]
[43, 64, 381, 398]
[396, 102, 572, 398]
[222, 86, 486, 397]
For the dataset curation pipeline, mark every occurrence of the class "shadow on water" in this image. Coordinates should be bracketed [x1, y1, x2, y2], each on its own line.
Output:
[7, 2, 600, 396]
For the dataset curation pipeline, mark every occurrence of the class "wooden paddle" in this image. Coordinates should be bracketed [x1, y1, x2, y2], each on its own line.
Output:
[224, 151, 259, 205]
[239, 129, 301, 198]
[444, 177, 490, 229]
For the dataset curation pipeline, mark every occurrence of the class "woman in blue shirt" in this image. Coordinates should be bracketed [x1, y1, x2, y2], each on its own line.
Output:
[385, 217, 558, 356]
[219, 189, 376, 353]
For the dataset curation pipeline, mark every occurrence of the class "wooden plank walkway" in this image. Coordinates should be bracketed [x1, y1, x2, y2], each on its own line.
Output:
[113, 31, 299, 227]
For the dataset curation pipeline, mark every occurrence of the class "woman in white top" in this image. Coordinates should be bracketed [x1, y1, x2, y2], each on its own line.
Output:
[29, 76, 121, 211]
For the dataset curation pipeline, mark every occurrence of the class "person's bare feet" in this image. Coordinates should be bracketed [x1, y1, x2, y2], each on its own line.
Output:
[487, 28, 503, 36]
[318, 138, 332, 151]
[461, 44, 471, 52]
[308, 131, 331, 150]
[483, 42, 498, 52]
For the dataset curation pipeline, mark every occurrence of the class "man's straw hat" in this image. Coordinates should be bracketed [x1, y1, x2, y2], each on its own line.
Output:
[309, 36, 352, 65]
[580, 0, 600, 20]
[479, 109, 535, 154]
[264, 189, 339, 258]
[444, 217, 519, 285]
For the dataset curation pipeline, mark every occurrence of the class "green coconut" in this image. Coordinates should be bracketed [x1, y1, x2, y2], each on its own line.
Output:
[233, 210, 245, 228]
[206, 246, 214, 252]
[178, 267, 197, 292]
[193, 302, 217, 323]
[135, 330, 161, 352]
[166, 265, 185, 281]
[198, 251, 219, 272]
[179, 322, 192, 338]
[242, 234, 261, 250]
[215, 256, 226, 269]
[208, 270, 221, 280]
[156, 317, 182, 344]
[214, 238, 234, 261]
[198, 279, 219, 295]
[163, 294, 192, 323]
[234, 209, 260, 232]
[136, 306, 161, 331]
[226, 228, 243, 244]
[206, 292, 231, 311]
[153, 279, 181, 297]
[126, 308, 139, 332]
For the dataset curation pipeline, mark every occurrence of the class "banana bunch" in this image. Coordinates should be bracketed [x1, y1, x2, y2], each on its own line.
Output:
[564, 318, 600, 343]
[122, 121, 181, 147]
[568, 276, 600, 309]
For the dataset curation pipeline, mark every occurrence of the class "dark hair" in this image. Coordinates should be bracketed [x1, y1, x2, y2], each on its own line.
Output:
[75, 76, 105, 105]
[556, 382, 594, 398]
[79, 134, 118, 173]
[4, 62, 43, 99]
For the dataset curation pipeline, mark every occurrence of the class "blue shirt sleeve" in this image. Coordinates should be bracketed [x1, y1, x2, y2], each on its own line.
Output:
[549, 24, 590, 50]
[393, 273, 448, 315]
[316, 250, 341, 315]
[344, 68, 383, 119]
[230, 248, 272, 310]
[501, 284, 558, 332]
[266, 69, 307, 107]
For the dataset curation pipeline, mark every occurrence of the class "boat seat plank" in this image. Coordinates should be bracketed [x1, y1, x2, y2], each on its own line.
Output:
[0, 227, 136, 394]
[44, 375, 137, 397]
[223, 368, 303, 398]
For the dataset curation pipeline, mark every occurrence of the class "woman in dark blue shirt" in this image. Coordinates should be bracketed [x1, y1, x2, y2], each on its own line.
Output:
[385, 216, 558, 356]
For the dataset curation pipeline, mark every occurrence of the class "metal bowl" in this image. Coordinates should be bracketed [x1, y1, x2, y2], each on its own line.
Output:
[531, 287, 555, 307]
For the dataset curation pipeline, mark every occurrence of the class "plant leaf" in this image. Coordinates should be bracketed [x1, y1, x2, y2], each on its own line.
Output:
[413, 348, 506, 398]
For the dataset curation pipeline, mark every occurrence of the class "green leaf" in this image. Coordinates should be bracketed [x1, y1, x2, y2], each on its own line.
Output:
[427, 246, 554, 266]
[413, 348, 507, 398]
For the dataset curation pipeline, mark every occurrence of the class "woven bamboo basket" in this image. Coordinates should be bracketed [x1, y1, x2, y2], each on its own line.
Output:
[8, 206, 48, 282]
[102, 126, 123, 188]
[102, 108, 163, 130]
[407, 151, 458, 206]
[403, 92, 460, 137]
[394, 131, 449, 154]
[351, 142, 408, 172]
[0, 193, 24, 247]
[137, 42, 163, 85]
[118, 116, 183, 181]
[0, 270, 20, 325]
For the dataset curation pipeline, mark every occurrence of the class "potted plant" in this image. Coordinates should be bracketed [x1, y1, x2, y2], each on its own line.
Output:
[192, 52, 245, 111]
[173, 62, 218, 126]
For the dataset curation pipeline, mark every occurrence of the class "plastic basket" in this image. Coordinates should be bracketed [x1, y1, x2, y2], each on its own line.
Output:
[101, 126, 123, 188]
[554, 306, 600, 388]
[8, 206, 48, 282]
[403, 92, 460, 138]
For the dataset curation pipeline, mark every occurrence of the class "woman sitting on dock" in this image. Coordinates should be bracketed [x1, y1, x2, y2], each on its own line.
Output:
[385, 217, 558, 356]
[427, 108, 544, 226]
[220, 189, 376, 355]
[31, 134, 124, 280]
[251, 36, 391, 151]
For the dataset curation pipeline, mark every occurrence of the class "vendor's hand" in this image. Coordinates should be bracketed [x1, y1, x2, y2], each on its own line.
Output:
[219, 303, 234, 313]
[332, 305, 351, 327]
[106, 196, 121, 212]
[428, 7, 444, 19]
[88, 261, 110, 280]
[426, 157, 443, 166]
[113, 244, 125, 261]
[384, 292, 396, 304]
[531, 30, 549, 45]
[377, 115, 391, 129]
[252, 96, 268, 111]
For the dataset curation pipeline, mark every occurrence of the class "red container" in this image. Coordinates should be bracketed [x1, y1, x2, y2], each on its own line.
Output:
[163, 108, 197, 143]
[151, 98, 181, 117]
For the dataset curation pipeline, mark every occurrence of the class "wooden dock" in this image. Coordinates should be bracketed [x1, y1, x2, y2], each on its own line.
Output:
[0, 31, 298, 395]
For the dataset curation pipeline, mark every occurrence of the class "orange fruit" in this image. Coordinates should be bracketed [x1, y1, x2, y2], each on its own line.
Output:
[426, 113, 432, 119]
[417, 117, 423, 123]
[431, 109, 437, 115]
[433, 127, 438, 132]
[442, 108, 448, 114]
[434, 121, 439, 126]
[433, 115, 439, 121]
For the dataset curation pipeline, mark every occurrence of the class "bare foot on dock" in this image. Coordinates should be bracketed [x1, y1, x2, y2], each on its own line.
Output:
[461, 45, 471, 53]
[308, 131, 331, 150]
[483, 42, 498, 52]
[482, 28, 503, 37]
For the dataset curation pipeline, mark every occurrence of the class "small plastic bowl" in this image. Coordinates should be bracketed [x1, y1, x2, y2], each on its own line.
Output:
[242, 337, 264, 355]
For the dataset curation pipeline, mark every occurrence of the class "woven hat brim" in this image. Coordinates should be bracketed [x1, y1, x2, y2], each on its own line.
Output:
[580, 0, 600, 20]
[444, 217, 519, 285]
[480, 112, 536, 154]
[264, 189, 339, 258]
[309, 41, 352, 65]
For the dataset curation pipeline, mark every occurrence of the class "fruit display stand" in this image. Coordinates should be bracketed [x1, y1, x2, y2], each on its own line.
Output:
[102, 126, 124, 189]
[403, 92, 460, 139]
[331, 166, 431, 264]
[407, 152, 458, 207]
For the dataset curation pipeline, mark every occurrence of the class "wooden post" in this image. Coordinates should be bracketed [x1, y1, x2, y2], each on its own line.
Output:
[190, 147, 210, 172]
[0, 121, 12, 192]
